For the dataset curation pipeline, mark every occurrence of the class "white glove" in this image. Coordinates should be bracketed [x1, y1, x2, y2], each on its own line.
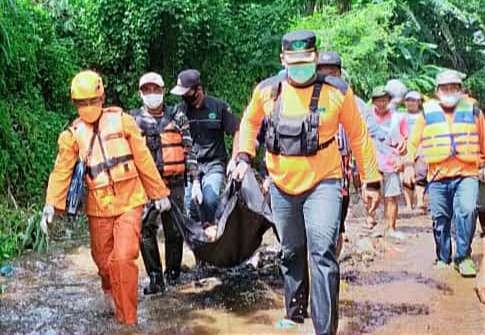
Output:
[226, 158, 237, 176]
[154, 197, 171, 212]
[232, 160, 250, 182]
[191, 180, 203, 205]
[262, 176, 272, 194]
[40, 205, 54, 236]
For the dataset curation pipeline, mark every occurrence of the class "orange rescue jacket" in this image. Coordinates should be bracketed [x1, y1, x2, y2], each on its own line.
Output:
[132, 108, 185, 178]
[46, 107, 169, 217]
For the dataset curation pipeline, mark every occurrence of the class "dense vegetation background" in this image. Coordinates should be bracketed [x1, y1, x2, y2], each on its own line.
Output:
[1, 0, 484, 260]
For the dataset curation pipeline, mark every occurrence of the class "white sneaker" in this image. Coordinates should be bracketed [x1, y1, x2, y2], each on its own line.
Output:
[387, 229, 406, 240]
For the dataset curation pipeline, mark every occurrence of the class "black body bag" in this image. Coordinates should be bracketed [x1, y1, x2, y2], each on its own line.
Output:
[176, 169, 275, 267]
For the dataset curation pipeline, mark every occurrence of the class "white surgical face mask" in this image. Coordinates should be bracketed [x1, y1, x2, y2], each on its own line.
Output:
[142, 94, 164, 109]
[438, 92, 462, 108]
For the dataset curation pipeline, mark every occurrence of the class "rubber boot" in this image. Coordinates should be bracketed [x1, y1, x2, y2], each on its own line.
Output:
[140, 218, 165, 295]
[162, 215, 184, 285]
[143, 272, 165, 295]
[164, 237, 183, 285]
[140, 231, 163, 274]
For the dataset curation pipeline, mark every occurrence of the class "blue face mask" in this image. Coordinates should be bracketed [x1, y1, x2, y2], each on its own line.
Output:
[287, 62, 316, 85]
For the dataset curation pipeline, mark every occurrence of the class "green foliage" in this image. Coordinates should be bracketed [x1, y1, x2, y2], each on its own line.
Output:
[466, 67, 485, 109]
[295, 2, 397, 95]
[0, 0, 77, 203]
[69, 0, 297, 112]
[0, 0, 77, 260]
[0, 203, 40, 261]
[293, 0, 485, 99]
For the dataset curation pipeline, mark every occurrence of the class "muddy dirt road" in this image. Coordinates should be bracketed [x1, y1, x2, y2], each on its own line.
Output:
[1, 204, 484, 334]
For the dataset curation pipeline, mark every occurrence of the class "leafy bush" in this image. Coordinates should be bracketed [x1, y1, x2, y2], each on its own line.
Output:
[68, 0, 298, 112]
[0, 0, 77, 203]
[0, 0, 78, 261]
[0, 202, 40, 260]
[292, 0, 485, 99]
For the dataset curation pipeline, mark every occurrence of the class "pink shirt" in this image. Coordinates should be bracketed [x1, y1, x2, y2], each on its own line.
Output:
[373, 107, 408, 173]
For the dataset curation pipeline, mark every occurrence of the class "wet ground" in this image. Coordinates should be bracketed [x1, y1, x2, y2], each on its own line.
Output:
[1, 202, 485, 334]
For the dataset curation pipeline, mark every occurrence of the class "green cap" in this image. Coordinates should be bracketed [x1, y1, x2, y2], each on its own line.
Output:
[282, 30, 316, 52]
[371, 86, 389, 99]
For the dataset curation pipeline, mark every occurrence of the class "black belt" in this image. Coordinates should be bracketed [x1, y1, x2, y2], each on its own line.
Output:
[318, 137, 335, 150]
[87, 154, 134, 179]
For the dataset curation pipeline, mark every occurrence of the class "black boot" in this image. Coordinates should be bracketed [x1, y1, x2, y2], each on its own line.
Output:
[143, 272, 166, 295]
[140, 212, 165, 295]
[162, 213, 184, 285]
[164, 268, 181, 285]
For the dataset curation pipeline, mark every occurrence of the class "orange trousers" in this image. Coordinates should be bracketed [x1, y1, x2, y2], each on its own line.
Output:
[88, 206, 142, 325]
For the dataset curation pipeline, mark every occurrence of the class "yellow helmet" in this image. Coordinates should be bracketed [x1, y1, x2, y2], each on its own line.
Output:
[71, 70, 104, 100]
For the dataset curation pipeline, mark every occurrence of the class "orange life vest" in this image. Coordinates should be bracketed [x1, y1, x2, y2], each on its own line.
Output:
[421, 98, 479, 164]
[132, 108, 185, 178]
[71, 107, 139, 190]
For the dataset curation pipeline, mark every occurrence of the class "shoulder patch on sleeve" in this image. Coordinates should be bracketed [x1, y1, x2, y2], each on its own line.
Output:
[323, 75, 348, 94]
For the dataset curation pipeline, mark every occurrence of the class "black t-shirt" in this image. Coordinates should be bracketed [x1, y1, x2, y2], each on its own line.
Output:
[178, 95, 239, 163]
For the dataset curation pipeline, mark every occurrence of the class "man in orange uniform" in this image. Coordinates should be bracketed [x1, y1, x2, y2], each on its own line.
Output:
[232, 31, 381, 335]
[404, 70, 485, 277]
[40, 70, 171, 325]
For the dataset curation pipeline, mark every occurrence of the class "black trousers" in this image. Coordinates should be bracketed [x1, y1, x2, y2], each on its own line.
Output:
[140, 182, 184, 276]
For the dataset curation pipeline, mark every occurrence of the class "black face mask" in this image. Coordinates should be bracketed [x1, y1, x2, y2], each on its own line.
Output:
[183, 91, 198, 106]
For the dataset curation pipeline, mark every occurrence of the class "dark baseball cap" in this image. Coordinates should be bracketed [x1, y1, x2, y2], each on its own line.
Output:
[318, 51, 342, 68]
[282, 30, 316, 52]
[281, 31, 317, 64]
[170, 69, 201, 96]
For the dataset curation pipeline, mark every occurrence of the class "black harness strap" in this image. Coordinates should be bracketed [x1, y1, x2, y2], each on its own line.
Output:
[87, 154, 134, 179]
[309, 81, 323, 112]
[318, 137, 335, 150]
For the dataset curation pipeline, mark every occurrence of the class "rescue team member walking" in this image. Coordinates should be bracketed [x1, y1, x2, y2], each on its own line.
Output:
[170, 69, 240, 225]
[404, 70, 485, 277]
[132, 72, 199, 293]
[232, 31, 381, 335]
[40, 70, 171, 325]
